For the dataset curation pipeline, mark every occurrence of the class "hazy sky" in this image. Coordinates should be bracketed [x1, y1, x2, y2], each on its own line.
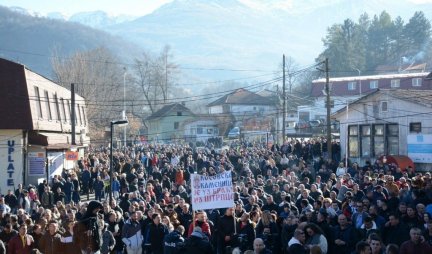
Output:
[0, 0, 431, 16]
[0, 0, 174, 16]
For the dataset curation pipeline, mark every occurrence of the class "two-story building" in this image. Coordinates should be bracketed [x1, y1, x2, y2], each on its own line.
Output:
[207, 88, 277, 134]
[146, 103, 195, 143]
[333, 89, 432, 171]
[307, 72, 432, 121]
[0, 58, 90, 193]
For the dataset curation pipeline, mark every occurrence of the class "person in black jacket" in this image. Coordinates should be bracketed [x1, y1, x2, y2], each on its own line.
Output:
[148, 213, 169, 254]
[163, 225, 185, 254]
[218, 208, 237, 254]
[236, 212, 256, 252]
[182, 226, 213, 254]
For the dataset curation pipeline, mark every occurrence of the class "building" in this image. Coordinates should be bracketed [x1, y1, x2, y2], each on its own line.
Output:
[146, 103, 195, 142]
[333, 89, 432, 171]
[304, 72, 432, 122]
[0, 58, 90, 193]
[183, 117, 220, 144]
[207, 88, 277, 132]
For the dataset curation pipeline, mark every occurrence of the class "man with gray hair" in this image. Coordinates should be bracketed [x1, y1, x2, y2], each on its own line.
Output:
[287, 229, 307, 254]
[399, 227, 432, 254]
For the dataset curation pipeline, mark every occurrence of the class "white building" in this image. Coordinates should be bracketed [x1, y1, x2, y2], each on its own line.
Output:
[0, 58, 89, 193]
[333, 89, 432, 171]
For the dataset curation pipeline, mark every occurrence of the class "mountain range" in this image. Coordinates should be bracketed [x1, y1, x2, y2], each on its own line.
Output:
[2, 0, 432, 82]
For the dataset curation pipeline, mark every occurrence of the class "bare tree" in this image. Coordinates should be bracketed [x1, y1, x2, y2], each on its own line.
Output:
[51, 47, 125, 140]
[131, 46, 179, 114]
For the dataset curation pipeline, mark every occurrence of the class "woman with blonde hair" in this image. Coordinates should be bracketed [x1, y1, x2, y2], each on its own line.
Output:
[162, 215, 174, 232]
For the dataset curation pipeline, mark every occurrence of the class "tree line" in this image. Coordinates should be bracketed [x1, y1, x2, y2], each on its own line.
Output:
[316, 11, 432, 76]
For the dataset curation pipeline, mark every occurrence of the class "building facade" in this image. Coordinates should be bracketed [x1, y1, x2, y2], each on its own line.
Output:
[0, 58, 89, 193]
[333, 89, 432, 171]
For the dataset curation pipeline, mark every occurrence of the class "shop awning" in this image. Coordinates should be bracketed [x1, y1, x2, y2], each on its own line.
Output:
[28, 131, 90, 149]
[378, 155, 415, 171]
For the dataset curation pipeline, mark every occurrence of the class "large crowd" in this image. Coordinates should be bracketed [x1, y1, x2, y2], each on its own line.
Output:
[1, 138, 432, 254]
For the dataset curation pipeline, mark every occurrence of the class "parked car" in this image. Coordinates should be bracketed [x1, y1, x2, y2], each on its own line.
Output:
[228, 127, 240, 139]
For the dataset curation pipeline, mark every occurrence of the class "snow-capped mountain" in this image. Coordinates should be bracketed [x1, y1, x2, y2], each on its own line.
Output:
[69, 11, 136, 29]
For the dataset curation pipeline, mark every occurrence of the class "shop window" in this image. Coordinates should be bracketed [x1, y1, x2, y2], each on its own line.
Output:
[387, 124, 399, 155]
[361, 125, 371, 157]
[348, 125, 359, 157]
[373, 124, 384, 156]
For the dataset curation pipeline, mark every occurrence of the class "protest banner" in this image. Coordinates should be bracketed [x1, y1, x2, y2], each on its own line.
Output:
[191, 171, 234, 210]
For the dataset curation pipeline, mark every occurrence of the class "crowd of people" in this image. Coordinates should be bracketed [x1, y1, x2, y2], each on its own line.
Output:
[0, 138, 432, 254]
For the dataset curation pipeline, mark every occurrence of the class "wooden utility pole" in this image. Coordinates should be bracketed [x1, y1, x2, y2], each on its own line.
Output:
[282, 55, 286, 143]
[325, 58, 332, 158]
[71, 83, 76, 145]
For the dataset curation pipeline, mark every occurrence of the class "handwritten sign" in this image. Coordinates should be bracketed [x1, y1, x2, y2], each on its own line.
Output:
[191, 171, 234, 210]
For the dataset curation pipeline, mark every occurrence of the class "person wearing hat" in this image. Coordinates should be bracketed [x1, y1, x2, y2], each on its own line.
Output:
[74, 200, 104, 254]
[183, 226, 213, 254]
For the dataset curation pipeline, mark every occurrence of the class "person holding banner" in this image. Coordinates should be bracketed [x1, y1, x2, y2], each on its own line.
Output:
[218, 207, 237, 254]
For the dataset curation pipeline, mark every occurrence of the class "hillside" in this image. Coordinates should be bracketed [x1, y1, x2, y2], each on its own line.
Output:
[0, 6, 140, 78]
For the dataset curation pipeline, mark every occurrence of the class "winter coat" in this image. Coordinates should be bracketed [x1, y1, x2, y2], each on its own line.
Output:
[182, 235, 213, 254]
[163, 230, 185, 254]
[39, 232, 62, 254]
[100, 230, 116, 254]
[121, 219, 142, 249]
[148, 223, 168, 253]
[7, 234, 34, 254]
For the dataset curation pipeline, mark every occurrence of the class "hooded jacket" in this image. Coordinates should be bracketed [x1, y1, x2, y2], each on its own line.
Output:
[73, 201, 104, 252]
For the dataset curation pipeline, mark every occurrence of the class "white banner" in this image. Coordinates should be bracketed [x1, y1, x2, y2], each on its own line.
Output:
[191, 171, 234, 210]
[408, 134, 432, 163]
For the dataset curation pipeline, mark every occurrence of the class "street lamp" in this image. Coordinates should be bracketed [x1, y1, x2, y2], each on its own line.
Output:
[123, 69, 127, 149]
[110, 119, 128, 203]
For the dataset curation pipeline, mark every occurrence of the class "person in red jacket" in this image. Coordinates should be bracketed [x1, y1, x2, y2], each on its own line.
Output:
[187, 211, 211, 237]
[8, 224, 34, 254]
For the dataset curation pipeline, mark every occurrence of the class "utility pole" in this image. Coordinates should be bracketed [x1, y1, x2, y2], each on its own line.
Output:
[282, 55, 286, 143]
[71, 83, 76, 145]
[123, 69, 127, 150]
[325, 58, 332, 158]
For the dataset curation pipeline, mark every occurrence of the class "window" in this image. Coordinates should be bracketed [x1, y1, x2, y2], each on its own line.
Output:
[361, 125, 371, 157]
[66, 100, 72, 124]
[412, 78, 422, 87]
[34, 86, 43, 119]
[391, 79, 400, 88]
[381, 101, 388, 112]
[410, 122, 422, 133]
[177, 111, 182, 116]
[348, 81, 356, 90]
[348, 125, 359, 157]
[81, 106, 87, 126]
[77, 104, 83, 125]
[370, 80, 378, 89]
[174, 122, 179, 130]
[373, 125, 385, 156]
[44, 91, 52, 120]
[60, 98, 67, 123]
[52, 93, 60, 122]
[387, 124, 399, 155]
[197, 127, 203, 134]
